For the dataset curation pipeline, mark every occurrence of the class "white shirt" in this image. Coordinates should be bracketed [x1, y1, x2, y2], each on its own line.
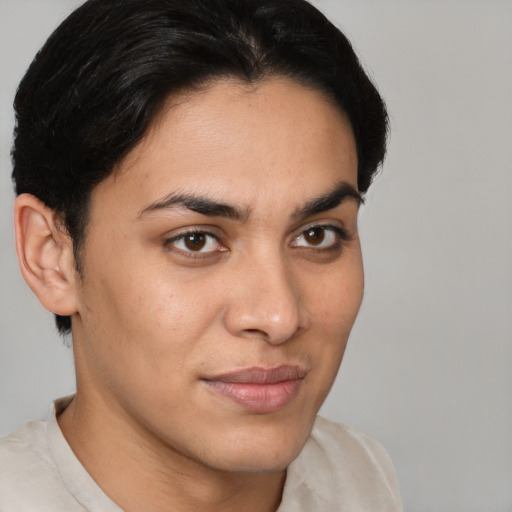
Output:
[0, 397, 403, 511]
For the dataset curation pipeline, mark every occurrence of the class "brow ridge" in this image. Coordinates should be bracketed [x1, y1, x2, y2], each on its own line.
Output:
[138, 192, 248, 221]
[138, 181, 361, 222]
[294, 181, 363, 220]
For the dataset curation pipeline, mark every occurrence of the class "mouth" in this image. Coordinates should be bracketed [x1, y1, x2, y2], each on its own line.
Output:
[201, 365, 306, 413]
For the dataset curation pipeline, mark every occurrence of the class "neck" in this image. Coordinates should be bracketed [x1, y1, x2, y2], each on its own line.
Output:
[58, 391, 286, 512]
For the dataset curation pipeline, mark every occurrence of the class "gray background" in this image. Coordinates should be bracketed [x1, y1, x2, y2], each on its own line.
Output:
[1, 1, 511, 511]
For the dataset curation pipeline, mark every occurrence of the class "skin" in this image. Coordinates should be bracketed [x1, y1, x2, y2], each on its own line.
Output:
[18, 78, 363, 512]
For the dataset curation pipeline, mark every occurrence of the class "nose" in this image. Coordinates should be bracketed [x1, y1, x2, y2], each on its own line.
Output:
[222, 251, 310, 345]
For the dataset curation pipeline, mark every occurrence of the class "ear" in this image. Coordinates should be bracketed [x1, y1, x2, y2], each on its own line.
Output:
[14, 193, 79, 317]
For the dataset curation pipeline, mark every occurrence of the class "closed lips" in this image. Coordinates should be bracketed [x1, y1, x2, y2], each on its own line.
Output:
[202, 365, 307, 412]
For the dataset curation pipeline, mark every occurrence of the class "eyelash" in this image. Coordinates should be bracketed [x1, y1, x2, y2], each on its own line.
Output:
[164, 224, 351, 258]
[291, 225, 351, 252]
[164, 229, 226, 258]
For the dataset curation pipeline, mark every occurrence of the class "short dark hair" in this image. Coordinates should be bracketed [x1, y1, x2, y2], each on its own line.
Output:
[12, 0, 388, 334]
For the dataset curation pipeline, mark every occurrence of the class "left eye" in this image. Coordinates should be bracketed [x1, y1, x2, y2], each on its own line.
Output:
[168, 231, 225, 253]
[292, 226, 341, 249]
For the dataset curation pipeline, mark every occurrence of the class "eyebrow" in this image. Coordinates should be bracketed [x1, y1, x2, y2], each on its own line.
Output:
[137, 181, 362, 221]
[138, 191, 249, 221]
[293, 181, 363, 220]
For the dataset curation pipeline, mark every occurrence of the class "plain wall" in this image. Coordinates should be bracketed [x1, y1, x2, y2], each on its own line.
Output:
[1, 1, 511, 511]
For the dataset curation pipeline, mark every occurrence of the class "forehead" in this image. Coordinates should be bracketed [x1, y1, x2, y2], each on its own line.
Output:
[93, 77, 358, 218]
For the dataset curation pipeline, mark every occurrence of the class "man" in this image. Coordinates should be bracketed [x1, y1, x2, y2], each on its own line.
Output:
[1, 0, 403, 510]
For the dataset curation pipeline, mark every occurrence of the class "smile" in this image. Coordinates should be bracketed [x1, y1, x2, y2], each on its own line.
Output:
[202, 365, 306, 413]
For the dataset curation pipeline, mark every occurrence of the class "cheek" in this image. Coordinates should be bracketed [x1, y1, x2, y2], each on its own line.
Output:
[77, 250, 226, 384]
[310, 255, 364, 333]
[304, 252, 364, 388]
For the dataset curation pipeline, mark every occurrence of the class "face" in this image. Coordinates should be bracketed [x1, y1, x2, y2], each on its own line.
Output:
[71, 78, 363, 473]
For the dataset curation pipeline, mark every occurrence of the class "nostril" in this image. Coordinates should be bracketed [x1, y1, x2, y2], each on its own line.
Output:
[242, 328, 267, 337]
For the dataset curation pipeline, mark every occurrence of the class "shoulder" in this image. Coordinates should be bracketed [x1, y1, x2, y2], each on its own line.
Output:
[311, 415, 399, 478]
[0, 420, 85, 511]
[0, 419, 52, 477]
[281, 416, 403, 511]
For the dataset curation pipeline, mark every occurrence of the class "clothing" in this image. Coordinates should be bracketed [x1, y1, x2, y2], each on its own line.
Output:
[0, 397, 403, 511]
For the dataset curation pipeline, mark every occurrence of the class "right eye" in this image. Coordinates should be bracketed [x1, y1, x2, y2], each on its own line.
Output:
[165, 230, 227, 255]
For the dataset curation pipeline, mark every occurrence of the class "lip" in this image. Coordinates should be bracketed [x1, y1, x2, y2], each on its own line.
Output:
[202, 365, 306, 413]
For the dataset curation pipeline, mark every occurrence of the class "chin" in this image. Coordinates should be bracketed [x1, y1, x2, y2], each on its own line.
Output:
[198, 415, 314, 474]
[210, 443, 303, 474]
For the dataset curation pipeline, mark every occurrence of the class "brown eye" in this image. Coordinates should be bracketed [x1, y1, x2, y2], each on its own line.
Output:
[303, 227, 325, 246]
[292, 225, 344, 250]
[184, 233, 206, 251]
[167, 231, 226, 254]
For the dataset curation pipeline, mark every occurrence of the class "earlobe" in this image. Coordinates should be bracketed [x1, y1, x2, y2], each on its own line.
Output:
[14, 193, 78, 317]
